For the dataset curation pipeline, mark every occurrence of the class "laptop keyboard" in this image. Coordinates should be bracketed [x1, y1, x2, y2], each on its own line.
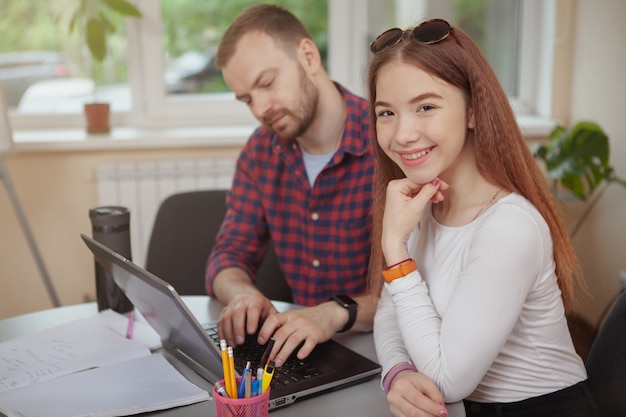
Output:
[204, 323, 322, 389]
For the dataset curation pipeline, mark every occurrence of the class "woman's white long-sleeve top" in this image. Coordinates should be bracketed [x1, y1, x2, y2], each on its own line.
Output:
[374, 193, 586, 403]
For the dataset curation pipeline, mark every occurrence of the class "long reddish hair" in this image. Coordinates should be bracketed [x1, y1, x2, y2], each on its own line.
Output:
[367, 25, 584, 312]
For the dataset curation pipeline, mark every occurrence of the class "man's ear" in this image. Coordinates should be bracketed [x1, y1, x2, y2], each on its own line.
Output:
[297, 38, 322, 74]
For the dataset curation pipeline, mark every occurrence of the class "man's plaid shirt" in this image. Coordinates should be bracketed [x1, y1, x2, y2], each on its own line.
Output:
[206, 84, 375, 306]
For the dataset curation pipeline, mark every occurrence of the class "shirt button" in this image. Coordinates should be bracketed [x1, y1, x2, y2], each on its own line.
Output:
[311, 212, 319, 221]
[312, 259, 320, 268]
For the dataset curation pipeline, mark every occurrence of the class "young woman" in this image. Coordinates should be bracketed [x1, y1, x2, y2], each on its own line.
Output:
[367, 19, 597, 417]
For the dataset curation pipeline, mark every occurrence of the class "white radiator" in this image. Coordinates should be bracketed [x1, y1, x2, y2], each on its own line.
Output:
[95, 158, 236, 267]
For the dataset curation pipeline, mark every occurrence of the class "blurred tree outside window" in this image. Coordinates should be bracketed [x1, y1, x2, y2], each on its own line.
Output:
[159, 0, 328, 95]
[0, 0, 132, 113]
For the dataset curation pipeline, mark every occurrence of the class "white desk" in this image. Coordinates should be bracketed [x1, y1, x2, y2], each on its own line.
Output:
[0, 296, 393, 417]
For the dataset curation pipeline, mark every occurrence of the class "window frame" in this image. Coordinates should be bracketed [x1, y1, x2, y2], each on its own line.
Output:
[127, 0, 257, 128]
[515, 0, 556, 118]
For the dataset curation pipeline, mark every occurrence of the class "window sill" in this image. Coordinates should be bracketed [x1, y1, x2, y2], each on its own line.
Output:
[517, 114, 557, 138]
[10, 114, 554, 154]
[11, 125, 255, 153]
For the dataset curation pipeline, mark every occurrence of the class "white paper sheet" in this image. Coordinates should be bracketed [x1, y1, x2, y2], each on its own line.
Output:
[0, 354, 211, 417]
[92, 309, 162, 350]
[0, 310, 159, 392]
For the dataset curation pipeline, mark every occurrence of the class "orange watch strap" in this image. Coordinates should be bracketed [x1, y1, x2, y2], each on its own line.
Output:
[382, 259, 418, 283]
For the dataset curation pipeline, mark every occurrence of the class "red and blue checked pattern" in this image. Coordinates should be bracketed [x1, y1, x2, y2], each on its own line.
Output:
[206, 85, 374, 306]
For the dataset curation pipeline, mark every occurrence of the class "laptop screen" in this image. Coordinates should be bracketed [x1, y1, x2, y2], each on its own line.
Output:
[81, 234, 224, 383]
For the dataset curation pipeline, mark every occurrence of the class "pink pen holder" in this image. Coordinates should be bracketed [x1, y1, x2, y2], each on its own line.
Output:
[213, 377, 270, 417]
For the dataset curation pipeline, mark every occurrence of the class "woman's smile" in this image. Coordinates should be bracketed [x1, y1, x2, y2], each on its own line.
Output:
[399, 147, 433, 161]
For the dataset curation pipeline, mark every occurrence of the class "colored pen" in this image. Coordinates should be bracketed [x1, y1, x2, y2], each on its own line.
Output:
[256, 367, 264, 396]
[260, 337, 275, 366]
[251, 379, 259, 397]
[220, 340, 234, 398]
[261, 360, 275, 394]
[244, 368, 252, 398]
[227, 346, 237, 398]
[215, 380, 229, 398]
[238, 361, 251, 399]
[125, 311, 135, 339]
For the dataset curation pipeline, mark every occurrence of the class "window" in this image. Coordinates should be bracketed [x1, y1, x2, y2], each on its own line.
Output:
[134, 0, 329, 128]
[333, 0, 555, 122]
[3, 0, 555, 136]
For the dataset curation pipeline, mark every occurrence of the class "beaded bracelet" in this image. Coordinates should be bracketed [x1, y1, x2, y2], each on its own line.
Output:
[383, 362, 418, 394]
[385, 258, 413, 270]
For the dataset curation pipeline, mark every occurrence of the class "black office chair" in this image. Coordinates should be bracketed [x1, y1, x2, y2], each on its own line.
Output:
[584, 289, 626, 415]
[145, 189, 292, 302]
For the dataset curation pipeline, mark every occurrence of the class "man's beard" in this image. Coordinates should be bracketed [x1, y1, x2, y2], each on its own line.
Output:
[264, 66, 319, 142]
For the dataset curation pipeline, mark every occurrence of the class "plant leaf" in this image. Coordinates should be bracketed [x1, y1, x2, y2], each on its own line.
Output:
[68, 9, 80, 33]
[103, 0, 143, 17]
[98, 11, 116, 33]
[86, 18, 107, 62]
[533, 121, 612, 200]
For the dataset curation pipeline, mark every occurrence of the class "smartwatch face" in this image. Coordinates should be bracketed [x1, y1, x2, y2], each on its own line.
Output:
[334, 294, 357, 308]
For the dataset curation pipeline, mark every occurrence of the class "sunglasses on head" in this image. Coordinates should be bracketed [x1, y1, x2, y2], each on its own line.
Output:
[370, 18, 457, 54]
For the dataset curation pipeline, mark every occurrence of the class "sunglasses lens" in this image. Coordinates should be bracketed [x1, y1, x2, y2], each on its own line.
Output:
[371, 20, 455, 54]
[370, 28, 403, 53]
[412, 19, 452, 43]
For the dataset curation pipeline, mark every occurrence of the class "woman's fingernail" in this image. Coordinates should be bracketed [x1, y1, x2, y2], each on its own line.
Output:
[431, 178, 440, 186]
[440, 409, 448, 417]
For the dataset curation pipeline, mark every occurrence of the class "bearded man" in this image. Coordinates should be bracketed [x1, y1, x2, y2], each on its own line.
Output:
[206, 4, 376, 366]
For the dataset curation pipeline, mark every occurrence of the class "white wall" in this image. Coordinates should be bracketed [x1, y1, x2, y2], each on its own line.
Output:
[0, 146, 240, 319]
[567, 0, 626, 325]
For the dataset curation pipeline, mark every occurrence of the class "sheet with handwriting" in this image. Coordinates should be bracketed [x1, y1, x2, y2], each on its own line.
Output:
[0, 354, 211, 417]
[0, 309, 160, 393]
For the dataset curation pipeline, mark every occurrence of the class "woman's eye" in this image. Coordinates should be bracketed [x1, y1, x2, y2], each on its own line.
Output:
[419, 104, 435, 112]
[378, 110, 394, 117]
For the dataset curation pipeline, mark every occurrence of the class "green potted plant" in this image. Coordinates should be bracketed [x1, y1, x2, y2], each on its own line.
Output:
[532, 120, 626, 238]
[64, 0, 142, 134]
[533, 121, 626, 357]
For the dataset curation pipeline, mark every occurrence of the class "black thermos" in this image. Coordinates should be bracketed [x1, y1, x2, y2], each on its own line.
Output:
[89, 206, 134, 313]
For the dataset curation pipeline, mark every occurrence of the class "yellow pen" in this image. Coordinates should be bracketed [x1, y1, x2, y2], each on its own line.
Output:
[220, 340, 234, 398]
[227, 346, 237, 398]
[261, 360, 275, 394]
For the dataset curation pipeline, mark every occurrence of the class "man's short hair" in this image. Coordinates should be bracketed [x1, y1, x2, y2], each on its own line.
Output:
[216, 4, 313, 69]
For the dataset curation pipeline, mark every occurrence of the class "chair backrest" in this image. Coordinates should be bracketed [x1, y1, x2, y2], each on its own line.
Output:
[145, 189, 292, 302]
[584, 289, 626, 414]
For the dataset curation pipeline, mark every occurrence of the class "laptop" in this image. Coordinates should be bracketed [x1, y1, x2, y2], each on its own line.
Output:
[81, 234, 381, 410]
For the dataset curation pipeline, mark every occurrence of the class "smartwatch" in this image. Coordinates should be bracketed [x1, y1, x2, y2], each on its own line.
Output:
[329, 294, 358, 333]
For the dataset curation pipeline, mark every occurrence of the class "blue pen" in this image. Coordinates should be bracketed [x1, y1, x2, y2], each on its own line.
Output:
[256, 367, 264, 395]
[238, 361, 251, 399]
[251, 379, 259, 397]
